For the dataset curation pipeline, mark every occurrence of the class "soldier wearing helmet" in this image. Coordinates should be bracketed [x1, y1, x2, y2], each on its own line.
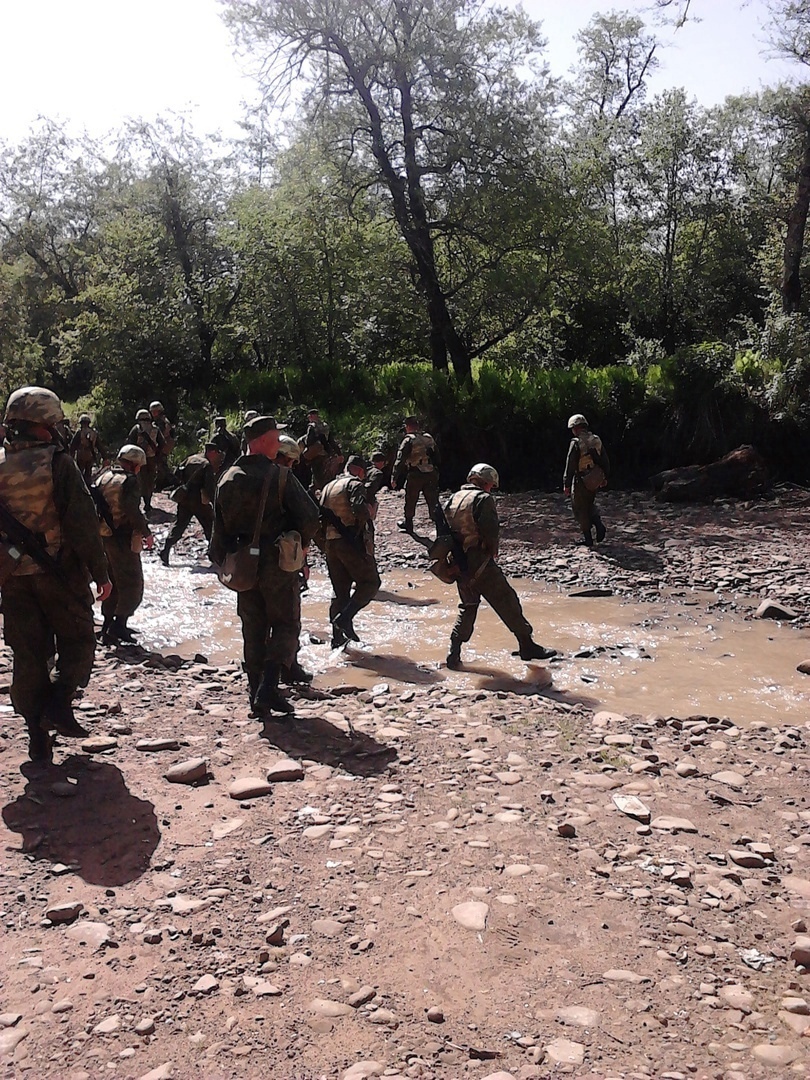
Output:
[210, 415, 241, 469]
[69, 413, 105, 485]
[391, 416, 440, 534]
[302, 408, 343, 492]
[0, 386, 112, 762]
[159, 442, 225, 565]
[442, 463, 557, 670]
[93, 445, 154, 644]
[563, 413, 609, 547]
[127, 409, 165, 513]
[319, 455, 381, 648]
[149, 400, 177, 489]
[240, 410, 259, 454]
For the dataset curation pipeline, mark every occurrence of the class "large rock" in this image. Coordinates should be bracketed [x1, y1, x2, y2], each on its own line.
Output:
[544, 1038, 585, 1065]
[45, 901, 83, 924]
[266, 759, 305, 783]
[228, 777, 273, 800]
[755, 599, 798, 621]
[650, 816, 698, 834]
[651, 445, 768, 502]
[451, 902, 488, 931]
[166, 758, 208, 785]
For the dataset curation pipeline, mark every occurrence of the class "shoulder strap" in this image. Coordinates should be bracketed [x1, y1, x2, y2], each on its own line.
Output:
[251, 465, 274, 547]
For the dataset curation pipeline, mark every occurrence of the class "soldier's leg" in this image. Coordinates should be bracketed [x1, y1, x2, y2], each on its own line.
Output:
[237, 587, 268, 708]
[447, 579, 480, 668]
[421, 471, 440, 519]
[592, 497, 606, 542]
[571, 481, 595, 546]
[161, 507, 193, 563]
[325, 543, 353, 638]
[33, 575, 97, 738]
[195, 504, 214, 541]
[253, 572, 299, 715]
[101, 538, 119, 641]
[2, 578, 55, 724]
[478, 562, 557, 660]
[111, 547, 144, 620]
[399, 473, 419, 531]
[140, 461, 157, 511]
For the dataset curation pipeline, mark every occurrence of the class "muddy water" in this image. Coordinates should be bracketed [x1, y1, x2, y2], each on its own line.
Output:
[139, 557, 810, 726]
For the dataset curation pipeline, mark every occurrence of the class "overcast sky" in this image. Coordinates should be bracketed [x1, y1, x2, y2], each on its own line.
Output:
[0, 0, 799, 144]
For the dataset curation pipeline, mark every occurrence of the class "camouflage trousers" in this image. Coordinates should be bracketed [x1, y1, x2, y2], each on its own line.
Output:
[571, 478, 603, 536]
[451, 553, 532, 646]
[1, 572, 96, 722]
[324, 537, 381, 622]
[404, 469, 439, 525]
[237, 566, 301, 679]
[101, 535, 144, 619]
[166, 501, 213, 546]
[139, 459, 157, 509]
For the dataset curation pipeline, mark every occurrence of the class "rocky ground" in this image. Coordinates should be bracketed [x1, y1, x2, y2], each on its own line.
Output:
[0, 487, 809, 1080]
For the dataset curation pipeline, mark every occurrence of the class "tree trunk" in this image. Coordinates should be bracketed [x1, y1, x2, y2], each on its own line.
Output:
[782, 135, 810, 314]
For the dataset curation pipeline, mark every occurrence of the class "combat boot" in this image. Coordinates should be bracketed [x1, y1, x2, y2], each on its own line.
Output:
[594, 520, 606, 543]
[284, 659, 313, 685]
[99, 616, 116, 645]
[517, 638, 558, 662]
[397, 518, 414, 534]
[332, 600, 361, 643]
[159, 543, 171, 566]
[112, 617, 137, 643]
[581, 530, 593, 548]
[41, 694, 89, 739]
[446, 636, 463, 670]
[26, 719, 54, 764]
[253, 664, 294, 716]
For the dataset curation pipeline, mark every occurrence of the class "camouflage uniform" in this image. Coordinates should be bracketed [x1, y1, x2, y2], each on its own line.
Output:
[0, 397, 109, 759]
[127, 418, 164, 511]
[210, 423, 241, 469]
[209, 453, 319, 710]
[151, 408, 177, 489]
[94, 465, 151, 625]
[563, 429, 609, 546]
[393, 429, 439, 530]
[320, 470, 380, 644]
[70, 422, 103, 485]
[303, 418, 342, 491]
[161, 453, 217, 561]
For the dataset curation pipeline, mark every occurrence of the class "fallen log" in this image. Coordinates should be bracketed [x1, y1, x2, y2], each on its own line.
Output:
[651, 445, 769, 502]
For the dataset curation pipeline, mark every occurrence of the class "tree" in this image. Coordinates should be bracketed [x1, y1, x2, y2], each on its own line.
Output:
[221, 0, 549, 383]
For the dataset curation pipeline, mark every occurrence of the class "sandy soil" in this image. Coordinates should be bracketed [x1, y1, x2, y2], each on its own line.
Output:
[0, 487, 809, 1080]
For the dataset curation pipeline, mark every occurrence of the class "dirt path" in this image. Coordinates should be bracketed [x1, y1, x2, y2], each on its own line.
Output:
[0, 489, 809, 1080]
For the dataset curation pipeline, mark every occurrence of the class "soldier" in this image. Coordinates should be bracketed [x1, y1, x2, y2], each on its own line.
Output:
[563, 414, 609, 547]
[302, 408, 343, 491]
[150, 400, 177, 489]
[94, 446, 154, 644]
[275, 434, 313, 685]
[159, 443, 224, 565]
[0, 386, 112, 763]
[210, 416, 241, 469]
[240, 410, 259, 454]
[442, 463, 557, 670]
[209, 416, 320, 716]
[70, 414, 103, 485]
[127, 408, 164, 513]
[320, 456, 381, 647]
[392, 416, 440, 533]
[365, 452, 388, 500]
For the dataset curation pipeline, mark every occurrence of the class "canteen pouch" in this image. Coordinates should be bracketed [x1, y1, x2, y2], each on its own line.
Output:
[217, 544, 260, 592]
[277, 529, 305, 572]
[0, 540, 24, 586]
[581, 465, 606, 493]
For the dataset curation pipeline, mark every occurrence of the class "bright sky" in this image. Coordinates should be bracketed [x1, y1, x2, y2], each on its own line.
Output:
[0, 0, 799, 144]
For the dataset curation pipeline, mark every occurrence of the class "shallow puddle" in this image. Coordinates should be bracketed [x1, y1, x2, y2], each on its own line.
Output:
[140, 557, 809, 726]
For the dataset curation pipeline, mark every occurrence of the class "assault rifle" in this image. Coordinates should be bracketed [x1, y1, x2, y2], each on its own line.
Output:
[0, 498, 70, 585]
[319, 505, 367, 553]
[427, 500, 468, 584]
[89, 483, 117, 534]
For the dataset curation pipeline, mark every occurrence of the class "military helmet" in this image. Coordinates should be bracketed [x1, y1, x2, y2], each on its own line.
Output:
[568, 413, 588, 430]
[277, 434, 301, 461]
[243, 409, 258, 423]
[118, 443, 147, 466]
[136, 408, 150, 421]
[79, 413, 92, 424]
[467, 462, 499, 489]
[4, 386, 64, 427]
[149, 400, 164, 412]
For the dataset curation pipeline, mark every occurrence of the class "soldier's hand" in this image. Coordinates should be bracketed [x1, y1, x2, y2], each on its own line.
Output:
[144, 535, 155, 551]
[96, 581, 113, 602]
[302, 561, 311, 582]
[563, 487, 570, 497]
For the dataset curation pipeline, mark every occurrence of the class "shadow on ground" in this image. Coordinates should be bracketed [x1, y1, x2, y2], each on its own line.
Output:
[261, 714, 397, 777]
[344, 647, 444, 685]
[2, 755, 160, 886]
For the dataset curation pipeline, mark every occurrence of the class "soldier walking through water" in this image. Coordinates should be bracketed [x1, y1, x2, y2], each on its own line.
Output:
[70, 414, 104, 485]
[563, 413, 609, 547]
[209, 416, 320, 717]
[392, 416, 439, 534]
[0, 386, 112, 763]
[160, 443, 224, 565]
[127, 409, 164, 513]
[440, 463, 557, 670]
[94, 446, 154, 644]
[320, 456, 381, 647]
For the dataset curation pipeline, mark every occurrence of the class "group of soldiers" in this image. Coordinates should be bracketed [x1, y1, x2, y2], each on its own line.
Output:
[0, 385, 609, 763]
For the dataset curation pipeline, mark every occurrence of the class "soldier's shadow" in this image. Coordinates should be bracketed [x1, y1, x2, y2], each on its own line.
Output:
[260, 715, 397, 777]
[343, 648, 443, 685]
[2, 755, 160, 887]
